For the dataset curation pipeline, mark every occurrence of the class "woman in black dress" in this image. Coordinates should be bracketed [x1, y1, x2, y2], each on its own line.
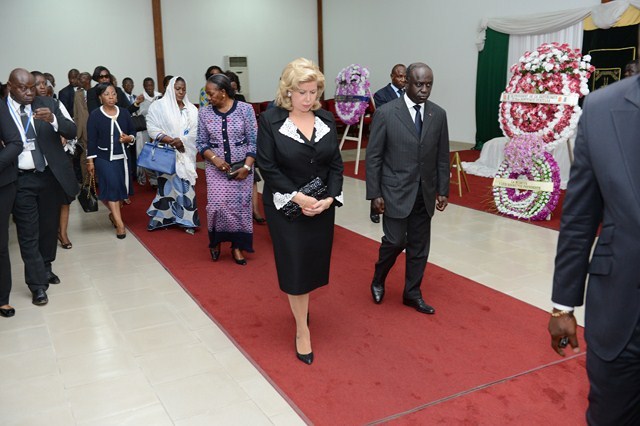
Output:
[257, 58, 343, 365]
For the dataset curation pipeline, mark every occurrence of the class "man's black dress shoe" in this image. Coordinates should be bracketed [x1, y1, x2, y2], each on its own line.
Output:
[32, 289, 48, 306]
[0, 306, 15, 317]
[47, 272, 60, 285]
[371, 281, 385, 304]
[370, 213, 380, 223]
[403, 298, 435, 314]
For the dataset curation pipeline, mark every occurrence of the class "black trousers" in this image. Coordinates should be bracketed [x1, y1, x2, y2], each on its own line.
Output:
[0, 182, 16, 305]
[13, 169, 64, 292]
[587, 319, 640, 425]
[372, 190, 431, 300]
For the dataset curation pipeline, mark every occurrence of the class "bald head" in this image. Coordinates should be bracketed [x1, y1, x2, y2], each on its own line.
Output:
[405, 63, 434, 105]
[8, 68, 36, 105]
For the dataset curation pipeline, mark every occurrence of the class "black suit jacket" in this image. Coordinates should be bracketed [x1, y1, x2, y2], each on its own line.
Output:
[58, 84, 76, 117]
[0, 102, 24, 188]
[366, 96, 450, 218]
[552, 76, 640, 361]
[87, 86, 140, 115]
[373, 84, 400, 108]
[31, 96, 79, 197]
[256, 107, 343, 208]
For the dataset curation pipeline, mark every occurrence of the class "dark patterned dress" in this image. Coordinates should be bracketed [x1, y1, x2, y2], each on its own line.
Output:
[196, 100, 257, 251]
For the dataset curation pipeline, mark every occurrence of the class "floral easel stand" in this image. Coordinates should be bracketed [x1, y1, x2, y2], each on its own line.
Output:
[338, 96, 372, 175]
[335, 64, 371, 175]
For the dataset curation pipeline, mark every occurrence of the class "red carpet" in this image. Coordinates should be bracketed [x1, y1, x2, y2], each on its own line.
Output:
[344, 150, 566, 231]
[122, 175, 587, 424]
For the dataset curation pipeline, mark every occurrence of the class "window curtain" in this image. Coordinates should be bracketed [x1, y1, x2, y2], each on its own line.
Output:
[475, 28, 509, 149]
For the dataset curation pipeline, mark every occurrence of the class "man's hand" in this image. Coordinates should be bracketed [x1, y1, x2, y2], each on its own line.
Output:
[33, 107, 54, 123]
[371, 197, 385, 214]
[548, 310, 580, 357]
[436, 195, 448, 211]
[135, 93, 145, 105]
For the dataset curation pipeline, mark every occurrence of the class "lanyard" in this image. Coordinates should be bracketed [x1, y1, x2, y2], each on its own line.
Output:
[7, 97, 34, 142]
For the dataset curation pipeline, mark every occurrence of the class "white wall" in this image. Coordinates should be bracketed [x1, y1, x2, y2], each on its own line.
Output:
[161, 0, 317, 103]
[0, 0, 157, 97]
[322, 0, 601, 144]
[2, 0, 603, 144]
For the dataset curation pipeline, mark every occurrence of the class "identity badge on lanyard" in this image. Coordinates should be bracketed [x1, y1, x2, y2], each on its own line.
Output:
[8, 98, 36, 151]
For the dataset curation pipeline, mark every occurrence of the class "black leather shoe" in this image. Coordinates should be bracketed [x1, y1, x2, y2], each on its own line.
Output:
[403, 298, 435, 314]
[295, 337, 314, 365]
[47, 272, 60, 285]
[32, 289, 48, 306]
[0, 306, 15, 317]
[210, 244, 221, 261]
[370, 213, 380, 223]
[371, 281, 385, 304]
[231, 248, 247, 266]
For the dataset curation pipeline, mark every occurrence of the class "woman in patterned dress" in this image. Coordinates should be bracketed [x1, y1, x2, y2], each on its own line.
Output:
[196, 74, 257, 265]
[145, 76, 200, 233]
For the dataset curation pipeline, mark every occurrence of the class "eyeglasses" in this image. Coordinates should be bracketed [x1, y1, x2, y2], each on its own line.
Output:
[99, 74, 110, 79]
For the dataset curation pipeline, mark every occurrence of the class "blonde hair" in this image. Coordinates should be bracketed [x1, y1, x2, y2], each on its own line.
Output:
[275, 58, 325, 111]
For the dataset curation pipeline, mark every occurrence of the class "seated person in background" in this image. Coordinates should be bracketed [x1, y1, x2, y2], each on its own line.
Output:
[624, 60, 638, 78]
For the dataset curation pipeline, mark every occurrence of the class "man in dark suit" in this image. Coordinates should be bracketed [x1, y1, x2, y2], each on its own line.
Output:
[369, 64, 407, 223]
[58, 68, 79, 117]
[366, 62, 449, 315]
[3, 68, 78, 306]
[373, 64, 407, 109]
[0, 99, 24, 317]
[548, 75, 640, 424]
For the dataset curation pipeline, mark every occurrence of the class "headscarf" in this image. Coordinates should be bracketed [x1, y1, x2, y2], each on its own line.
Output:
[145, 76, 198, 185]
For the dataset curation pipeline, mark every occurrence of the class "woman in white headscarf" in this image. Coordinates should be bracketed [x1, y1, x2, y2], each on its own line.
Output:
[145, 76, 200, 233]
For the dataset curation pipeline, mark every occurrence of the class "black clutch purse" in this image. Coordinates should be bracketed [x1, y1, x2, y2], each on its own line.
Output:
[226, 160, 248, 180]
[281, 177, 328, 220]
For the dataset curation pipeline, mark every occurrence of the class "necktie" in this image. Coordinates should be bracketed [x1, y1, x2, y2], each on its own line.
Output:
[413, 104, 422, 137]
[398, 89, 404, 97]
[20, 105, 45, 171]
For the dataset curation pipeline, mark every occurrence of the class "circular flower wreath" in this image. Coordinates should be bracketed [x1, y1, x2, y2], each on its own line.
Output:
[335, 64, 370, 125]
[500, 42, 594, 151]
[493, 134, 561, 221]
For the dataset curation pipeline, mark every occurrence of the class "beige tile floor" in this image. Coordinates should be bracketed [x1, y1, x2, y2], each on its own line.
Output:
[0, 143, 584, 425]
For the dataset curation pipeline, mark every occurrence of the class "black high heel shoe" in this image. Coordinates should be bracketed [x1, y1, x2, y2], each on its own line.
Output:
[231, 248, 247, 266]
[210, 244, 221, 261]
[0, 306, 15, 318]
[295, 336, 314, 365]
[57, 233, 72, 249]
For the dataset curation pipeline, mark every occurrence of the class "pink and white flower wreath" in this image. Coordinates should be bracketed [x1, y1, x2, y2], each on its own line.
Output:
[499, 42, 594, 151]
[334, 64, 371, 125]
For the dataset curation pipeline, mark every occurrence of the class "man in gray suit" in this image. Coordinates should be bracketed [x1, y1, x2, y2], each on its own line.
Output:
[548, 75, 640, 424]
[366, 62, 449, 314]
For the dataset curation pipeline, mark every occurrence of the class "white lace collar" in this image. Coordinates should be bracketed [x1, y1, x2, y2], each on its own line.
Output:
[278, 116, 330, 144]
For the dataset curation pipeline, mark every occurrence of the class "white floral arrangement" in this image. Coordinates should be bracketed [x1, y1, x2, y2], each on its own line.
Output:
[499, 42, 595, 152]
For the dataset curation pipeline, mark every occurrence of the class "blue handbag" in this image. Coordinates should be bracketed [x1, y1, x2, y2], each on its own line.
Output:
[138, 138, 176, 175]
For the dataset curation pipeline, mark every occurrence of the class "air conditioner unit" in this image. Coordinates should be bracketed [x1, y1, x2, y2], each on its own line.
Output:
[224, 55, 249, 101]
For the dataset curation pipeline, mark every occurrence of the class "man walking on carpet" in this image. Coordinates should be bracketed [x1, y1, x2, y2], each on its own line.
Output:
[548, 74, 640, 424]
[369, 63, 407, 223]
[365, 62, 449, 315]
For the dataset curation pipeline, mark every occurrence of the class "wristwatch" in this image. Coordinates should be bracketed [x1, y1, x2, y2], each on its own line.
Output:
[243, 164, 251, 172]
